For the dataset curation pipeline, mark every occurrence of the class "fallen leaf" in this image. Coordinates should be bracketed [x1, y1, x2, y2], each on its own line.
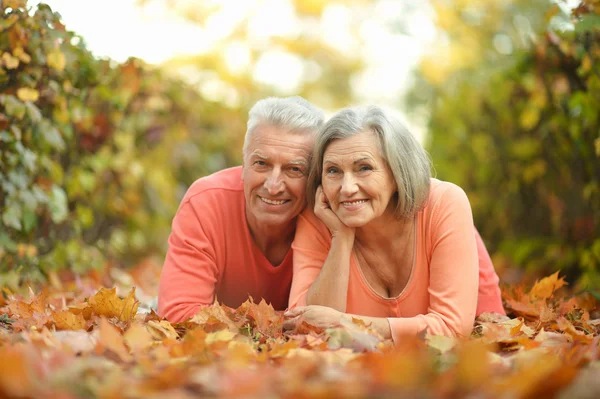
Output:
[98, 317, 131, 363]
[124, 322, 154, 353]
[88, 287, 139, 323]
[51, 310, 86, 331]
[529, 271, 567, 300]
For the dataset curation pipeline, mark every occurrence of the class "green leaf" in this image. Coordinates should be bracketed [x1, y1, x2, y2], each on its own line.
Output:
[38, 119, 65, 151]
[1, 95, 26, 120]
[575, 14, 600, 33]
[2, 202, 23, 230]
[48, 185, 68, 223]
[25, 102, 43, 123]
[0, 232, 17, 252]
[22, 208, 37, 233]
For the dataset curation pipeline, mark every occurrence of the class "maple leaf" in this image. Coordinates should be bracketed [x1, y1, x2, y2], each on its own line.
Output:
[529, 271, 567, 301]
[97, 317, 132, 363]
[50, 310, 86, 331]
[88, 287, 139, 323]
[124, 322, 154, 353]
[189, 302, 238, 332]
[145, 320, 179, 340]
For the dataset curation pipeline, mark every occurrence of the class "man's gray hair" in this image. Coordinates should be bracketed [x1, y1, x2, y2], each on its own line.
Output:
[243, 96, 325, 155]
[308, 105, 432, 218]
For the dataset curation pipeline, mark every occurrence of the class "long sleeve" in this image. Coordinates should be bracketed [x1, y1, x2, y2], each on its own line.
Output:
[388, 184, 479, 340]
[474, 229, 505, 315]
[289, 210, 331, 308]
[158, 200, 220, 322]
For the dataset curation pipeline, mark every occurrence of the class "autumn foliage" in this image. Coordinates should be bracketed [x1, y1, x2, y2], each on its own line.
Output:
[0, 267, 598, 398]
[0, 0, 243, 282]
[410, 0, 600, 287]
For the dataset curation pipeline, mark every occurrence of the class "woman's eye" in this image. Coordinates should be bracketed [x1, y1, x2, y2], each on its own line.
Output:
[359, 165, 372, 172]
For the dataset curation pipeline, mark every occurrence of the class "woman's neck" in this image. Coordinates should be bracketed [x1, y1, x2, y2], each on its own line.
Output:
[355, 212, 414, 249]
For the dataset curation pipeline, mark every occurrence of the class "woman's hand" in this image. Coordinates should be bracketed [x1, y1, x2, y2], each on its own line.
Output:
[314, 185, 355, 240]
[283, 305, 343, 331]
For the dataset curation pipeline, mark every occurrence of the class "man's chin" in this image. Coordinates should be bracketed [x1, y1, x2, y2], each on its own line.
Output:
[255, 212, 298, 227]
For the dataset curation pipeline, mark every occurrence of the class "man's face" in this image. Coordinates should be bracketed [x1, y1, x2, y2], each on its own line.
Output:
[242, 124, 313, 231]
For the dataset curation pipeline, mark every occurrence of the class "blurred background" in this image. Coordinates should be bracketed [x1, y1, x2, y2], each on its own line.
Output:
[1, 0, 599, 292]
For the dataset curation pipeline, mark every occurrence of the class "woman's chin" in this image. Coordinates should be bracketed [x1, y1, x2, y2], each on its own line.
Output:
[339, 216, 369, 229]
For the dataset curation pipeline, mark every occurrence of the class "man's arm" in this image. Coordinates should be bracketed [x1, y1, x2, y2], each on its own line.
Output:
[158, 200, 219, 323]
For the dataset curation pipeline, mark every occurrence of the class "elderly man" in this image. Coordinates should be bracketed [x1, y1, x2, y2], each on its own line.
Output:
[158, 97, 325, 322]
[158, 96, 504, 323]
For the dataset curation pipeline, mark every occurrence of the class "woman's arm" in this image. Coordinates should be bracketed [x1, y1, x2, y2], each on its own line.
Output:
[387, 184, 479, 340]
[306, 186, 355, 311]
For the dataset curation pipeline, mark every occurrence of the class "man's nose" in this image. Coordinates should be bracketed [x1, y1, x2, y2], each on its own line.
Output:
[341, 174, 358, 196]
[264, 168, 285, 195]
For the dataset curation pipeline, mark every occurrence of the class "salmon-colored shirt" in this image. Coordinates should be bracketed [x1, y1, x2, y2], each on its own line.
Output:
[158, 166, 293, 322]
[290, 179, 502, 341]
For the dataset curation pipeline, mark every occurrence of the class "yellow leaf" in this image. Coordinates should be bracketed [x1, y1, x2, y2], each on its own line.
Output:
[1, 52, 19, 69]
[16, 87, 39, 102]
[456, 340, 493, 389]
[12, 47, 30, 63]
[426, 334, 456, 354]
[51, 310, 87, 331]
[205, 329, 236, 344]
[529, 271, 567, 300]
[47, 49, 66, 72]
[88, 287, 139, 323]
[146, 320, 179, 341]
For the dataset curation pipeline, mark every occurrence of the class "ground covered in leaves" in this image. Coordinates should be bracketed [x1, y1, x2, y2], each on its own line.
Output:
[1, 266, 599, 399]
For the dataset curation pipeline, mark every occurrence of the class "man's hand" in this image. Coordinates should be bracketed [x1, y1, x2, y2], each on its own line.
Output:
[283, 305, 343, 331]
[314, 185, 355, 240]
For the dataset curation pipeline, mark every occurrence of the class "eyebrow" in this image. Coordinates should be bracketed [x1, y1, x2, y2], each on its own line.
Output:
[324, 156, 373, 165]
[252, 152, 269, 160]
[251, 152, 307, 165]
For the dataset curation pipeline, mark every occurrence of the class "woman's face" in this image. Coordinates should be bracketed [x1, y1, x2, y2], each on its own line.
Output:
[321, 130, 398, 228]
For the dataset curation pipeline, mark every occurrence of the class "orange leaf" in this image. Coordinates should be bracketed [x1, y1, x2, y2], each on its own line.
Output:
[51, 310, 86, 331]
[0, 347, 32, 397]
[124, 322, 154, 353]
[98, 317, 131, 363]
[529, 271, 567, 300]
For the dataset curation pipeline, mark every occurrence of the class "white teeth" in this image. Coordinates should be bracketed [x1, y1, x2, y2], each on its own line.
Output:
[260, 197, 287, 205]
[342, 200, 367, 206]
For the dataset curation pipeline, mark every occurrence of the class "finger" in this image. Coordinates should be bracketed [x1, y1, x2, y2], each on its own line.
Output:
[284, 306, 305, 318]
[282, 316, 299, 331]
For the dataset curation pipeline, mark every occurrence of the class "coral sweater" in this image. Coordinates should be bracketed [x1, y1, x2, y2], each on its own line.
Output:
[289, 179, 504, 341]
[158, 166, 293, 322]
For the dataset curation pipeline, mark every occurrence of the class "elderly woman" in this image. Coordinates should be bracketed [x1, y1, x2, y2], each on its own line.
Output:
[285, 105, 501, 341]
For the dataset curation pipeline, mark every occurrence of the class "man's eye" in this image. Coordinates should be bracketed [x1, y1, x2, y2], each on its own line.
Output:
[326, 167, 339, 175]
[254, 160, 266, 166]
